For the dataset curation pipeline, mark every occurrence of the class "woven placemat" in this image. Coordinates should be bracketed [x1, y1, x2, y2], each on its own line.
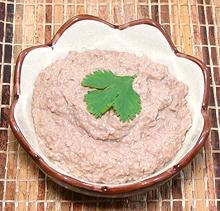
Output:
[0, 0, 219, 210]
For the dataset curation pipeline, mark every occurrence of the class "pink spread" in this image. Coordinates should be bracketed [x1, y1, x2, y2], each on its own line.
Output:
[32, 50, 191, 184]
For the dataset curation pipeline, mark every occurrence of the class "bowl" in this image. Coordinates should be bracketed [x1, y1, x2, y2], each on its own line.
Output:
[9, 15, 210, 197]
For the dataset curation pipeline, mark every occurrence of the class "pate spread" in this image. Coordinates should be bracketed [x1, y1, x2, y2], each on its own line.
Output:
[32, 50, 192, 184]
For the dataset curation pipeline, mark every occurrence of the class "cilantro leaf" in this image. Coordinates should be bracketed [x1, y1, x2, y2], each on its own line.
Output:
[113, 83, 141, 121]
[81, 70, 141, 122]
[84, 88, 116, 118]
[82, 70, 115, 89]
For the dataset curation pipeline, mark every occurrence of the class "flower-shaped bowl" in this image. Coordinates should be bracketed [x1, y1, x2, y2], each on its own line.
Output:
[9, 15, 210, 197]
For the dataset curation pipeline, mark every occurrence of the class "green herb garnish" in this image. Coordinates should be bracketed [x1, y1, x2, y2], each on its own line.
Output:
[81, 70, 141, 122]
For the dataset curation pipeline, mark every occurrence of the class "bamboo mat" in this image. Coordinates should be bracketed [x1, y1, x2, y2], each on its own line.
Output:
[0, 0, 220, 210]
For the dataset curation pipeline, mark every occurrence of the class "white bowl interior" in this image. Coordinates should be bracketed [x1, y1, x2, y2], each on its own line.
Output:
[14, 20, 204, 186]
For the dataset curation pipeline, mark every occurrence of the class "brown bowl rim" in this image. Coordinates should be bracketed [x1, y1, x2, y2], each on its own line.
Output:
[9, 15, 210, 196]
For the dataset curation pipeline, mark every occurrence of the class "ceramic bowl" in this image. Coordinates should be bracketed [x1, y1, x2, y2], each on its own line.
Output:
[9, 15, 210, 197]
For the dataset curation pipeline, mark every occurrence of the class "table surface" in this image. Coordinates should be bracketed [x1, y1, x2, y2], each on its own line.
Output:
[0, 0, 220, 210]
